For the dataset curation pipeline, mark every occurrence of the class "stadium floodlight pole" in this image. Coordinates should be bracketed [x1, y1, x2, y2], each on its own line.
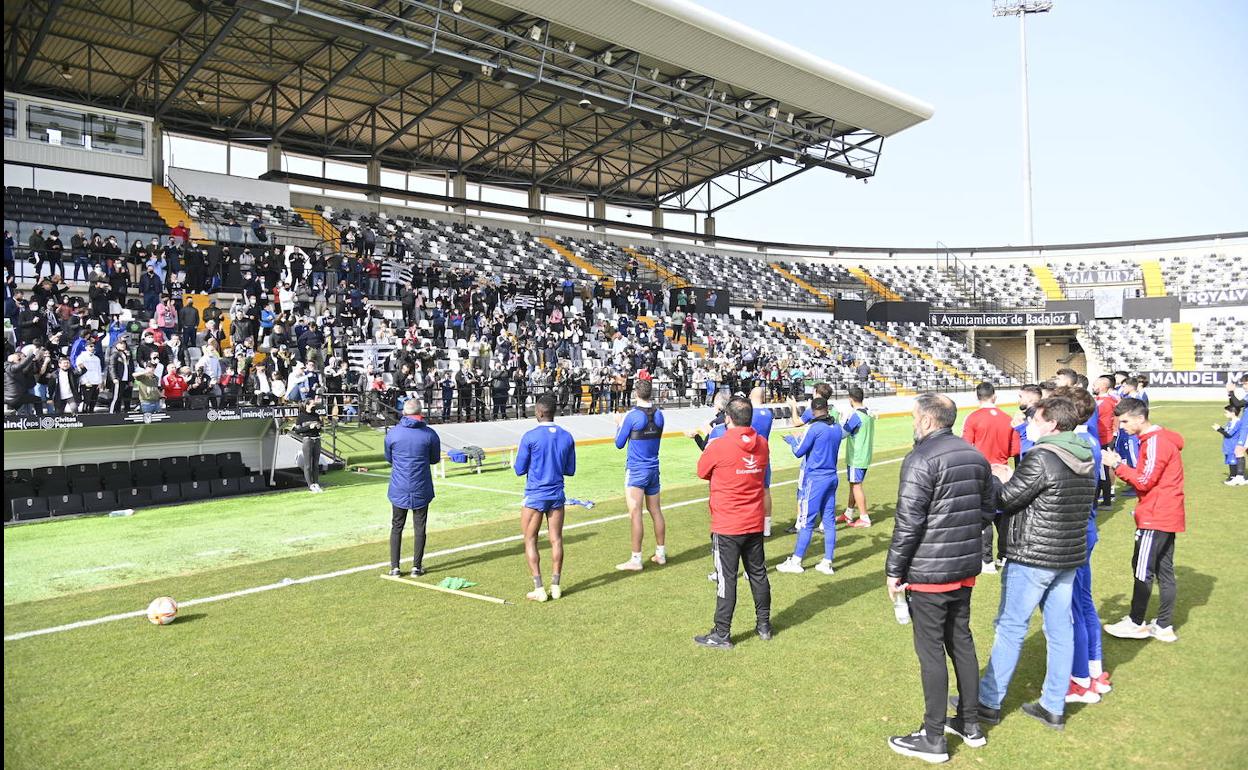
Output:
[994, 0, 1052, 247]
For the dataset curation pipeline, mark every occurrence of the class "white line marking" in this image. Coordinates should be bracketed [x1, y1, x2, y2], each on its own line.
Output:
[4, 456, 907, 642]
[355, 471, 526, 497]
[281, 532, 331, 544]
[56, 563, 136, 577]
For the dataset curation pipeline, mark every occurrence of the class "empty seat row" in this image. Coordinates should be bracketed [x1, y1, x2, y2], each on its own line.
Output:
[4, 453, 249, 498]
[7, 475, 270, 522]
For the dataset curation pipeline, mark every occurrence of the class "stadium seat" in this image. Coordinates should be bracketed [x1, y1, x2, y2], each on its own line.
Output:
[11, 497, 50, 521]
[5, 481, 35, 502]
[116, 487, 152, 508]
[48, 493, 86, 517]
[216, 451, 247, 476]
[161, 456, 193, 484]
[103, 472, 136, 491]
[146, 484, 182, 505]
[32, 466, 69, 495]
[82, 490, 118, 513]
[4, 468, 33, 485]
[180, 480, 211, 500]
[132, 459, 164, 486]
[71, 475, 106, 494]
[238, 474, 268, 494]
[210, 478, 239, 496]
[100, 460, 131, 477]
[190, 454, 221, 480]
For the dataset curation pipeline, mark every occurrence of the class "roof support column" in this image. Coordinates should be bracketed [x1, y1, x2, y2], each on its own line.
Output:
[151, 120, 165, 184]
[1025, 327, 1038, 382]
[366, 159, 381, 203]
[702, 215, 716, 244]
[266, 142, 283, 175]
[650, 208, 664, 240]
[592, 197, 606, 233]
[527, 187, 542, 224]
[451, 173, 467, 214]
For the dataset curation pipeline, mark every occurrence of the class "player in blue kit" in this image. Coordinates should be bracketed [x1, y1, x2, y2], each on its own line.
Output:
[749, 387, 775, 536]
[782, 382, 837, 534]
[777, 397, 843, 575]
[514, 394, 577, 602]
[613, 380, 668, 571]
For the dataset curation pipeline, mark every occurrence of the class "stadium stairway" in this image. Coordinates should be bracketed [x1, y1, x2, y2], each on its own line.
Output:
[863, 325, 978, 386]
[1170, 322, 1196, 370]
[636, 315, 706, 354]
[767, 263, 837, 311]
[623, 246, 690, 287]
[846, 266, 903, 302]
[1142, 260, 1167, 297]
[295, 207, 341, 249]
[151, 184, 209, 242]
[1076, 329, 1106, 380]
[539, 237, 612, 286]
[768, 322, 915, 395]
[1031, 264, 1065, 300]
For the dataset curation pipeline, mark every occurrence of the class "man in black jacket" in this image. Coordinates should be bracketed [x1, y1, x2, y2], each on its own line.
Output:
[886, 394, 993, 764]
[978, 395, 1096, 732]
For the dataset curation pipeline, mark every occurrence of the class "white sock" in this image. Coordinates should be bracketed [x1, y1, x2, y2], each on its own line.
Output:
[655, 545, 666, 559]
[1089, 660, 1103, 677]
[764, 516, 772, 530]
[844, 507, 855, 517]
[1073, 676, 1091, 688]
[631, 552, 642, 563]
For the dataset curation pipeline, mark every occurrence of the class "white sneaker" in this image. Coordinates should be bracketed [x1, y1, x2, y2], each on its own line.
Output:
[616, 559, 643, 572]
[814, 559, 835, 576]
[1224, 478, 1240, 486]
[981, 560, 998, 574]
[549, 584, 562, 600]
[1104, 615, 1151, 639]
[308, 484, 319, 494]
[1231, 477, 1248, 486]
[1148, 621, 1178, 643]
[650, 553, 667, 566]
[707, 571, 719, 583]
[776, 556, 804, 574]
[313, 483, 323, 493]
[526, 588, 547, 602]
[816, 523, 825, 534]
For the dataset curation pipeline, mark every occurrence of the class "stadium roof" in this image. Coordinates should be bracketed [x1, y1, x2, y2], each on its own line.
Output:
[4, 0, 934, 213]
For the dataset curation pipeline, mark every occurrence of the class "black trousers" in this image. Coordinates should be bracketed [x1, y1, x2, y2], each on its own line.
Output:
[300, 437, 321, 486]
[981, 517, 1008, 563]
[710, 532, 771, 636]
[1098, 442, 1115, 505]
[78, 385, 99, 413]
[390, 504, 429, 571]
[109, 380, 132, 413]
[1130, 529, 1177, 627]
[909, 587, 980, 736]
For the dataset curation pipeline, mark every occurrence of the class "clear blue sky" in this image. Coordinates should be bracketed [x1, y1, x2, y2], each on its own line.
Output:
[695, 0, 1248, 247]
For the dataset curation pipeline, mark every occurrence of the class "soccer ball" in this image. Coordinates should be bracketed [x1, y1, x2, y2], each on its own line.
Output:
[146, 596, 178, 625]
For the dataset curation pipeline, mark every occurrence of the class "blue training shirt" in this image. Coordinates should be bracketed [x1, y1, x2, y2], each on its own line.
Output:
[615, 405, 664, 471]
[751, 407, 774, 439]
[515, 422, 577, 499]
[786, 419, 842, 475]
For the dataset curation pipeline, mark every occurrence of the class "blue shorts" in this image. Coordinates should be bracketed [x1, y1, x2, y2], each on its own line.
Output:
[847, 467, 868, 484]
[625, 467, 661, 496]
[764, 465, 772, 488]
[522, 497, 565, 514]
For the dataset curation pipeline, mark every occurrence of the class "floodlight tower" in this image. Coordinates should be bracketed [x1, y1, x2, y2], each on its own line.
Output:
[994, 0, 1052, 246]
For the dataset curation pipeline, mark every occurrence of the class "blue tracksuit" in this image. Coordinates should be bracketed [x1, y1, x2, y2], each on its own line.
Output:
[515, 421, 577, 512]
[615, 405, 663, 494]
[1219, 415, 1248, 465]
[1072, 427, 1103, 677]
[785, 418, 843, 561]
[752, 407, 774, 486]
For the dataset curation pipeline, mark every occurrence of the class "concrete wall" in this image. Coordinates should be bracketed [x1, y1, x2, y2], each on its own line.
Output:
[169, 166, 291, 208]
[4, 162, 151, 202]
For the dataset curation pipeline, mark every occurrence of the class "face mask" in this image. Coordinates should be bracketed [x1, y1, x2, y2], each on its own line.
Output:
[1025, 424, 1046, 444]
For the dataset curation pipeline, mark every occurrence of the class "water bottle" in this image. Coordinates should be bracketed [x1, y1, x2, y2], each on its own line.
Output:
[108, 509, 135, 518]
[893, 586, 911, 625]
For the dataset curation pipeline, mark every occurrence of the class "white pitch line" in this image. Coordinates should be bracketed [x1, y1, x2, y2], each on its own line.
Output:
[281, 532, 331, 544]
[4, 455, 908, 642]
[355, 471, 526, 497]
[56, 563, 136, 577]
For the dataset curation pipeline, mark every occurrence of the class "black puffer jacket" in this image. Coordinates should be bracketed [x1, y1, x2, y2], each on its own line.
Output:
[887, 428, 994, 584]
[995, 440, 1095, 570]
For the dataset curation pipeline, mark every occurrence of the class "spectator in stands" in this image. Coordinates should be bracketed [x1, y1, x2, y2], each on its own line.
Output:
[170, 220, 190, 244]
[75, 339, 103, 413]
[107, 339, 134, 413]
[856, 360, 871, 382]
[4, 348, 43, 415]
[49, 356, 81, 413]
[162, 365, 189, 409]
[250, 216, 268, 243]
[70, 229, 89, 282]
[178, 297, 200, 352]
[3, 230, 14, 274]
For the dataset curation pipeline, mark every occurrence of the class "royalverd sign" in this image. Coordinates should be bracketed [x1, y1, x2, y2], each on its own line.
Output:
[1181, 287, 1248, 308]
[927, 310, 1082, 328]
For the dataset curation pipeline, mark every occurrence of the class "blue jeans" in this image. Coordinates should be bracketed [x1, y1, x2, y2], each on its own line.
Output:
[141, 401, 162, 414]
[979, 561, 1076, 716]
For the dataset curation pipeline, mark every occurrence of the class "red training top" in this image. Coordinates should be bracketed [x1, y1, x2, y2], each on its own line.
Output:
[696, 426, 768, 535]
[1095, 393, 1119, 446]
[910, 576, 978, 593]
[961, 405, 1020, 465]
[1115, 425, 1186, 533]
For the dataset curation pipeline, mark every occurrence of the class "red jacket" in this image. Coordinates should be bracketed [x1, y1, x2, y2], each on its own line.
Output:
[1094, 393, 1119, 446]
[1115, 425, 1185, 533]
[961, 405, 1020, 464]
[161, 373, 188, 398]
[696, 426, 768, 535]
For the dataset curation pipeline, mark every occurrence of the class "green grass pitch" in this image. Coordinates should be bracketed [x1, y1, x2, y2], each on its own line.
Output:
[4, 402, 1245, 768]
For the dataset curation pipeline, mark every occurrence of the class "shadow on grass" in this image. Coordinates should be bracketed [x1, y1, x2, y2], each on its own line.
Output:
[428, 531, 600, 575]
[768, 573, 882, 635]
[171, 612, 208, 625]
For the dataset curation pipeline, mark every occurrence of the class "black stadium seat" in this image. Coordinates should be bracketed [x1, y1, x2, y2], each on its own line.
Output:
[116, 487, 152, 508]
[10, 497, 50, 522]
[161, 456, 193, 484]
[180, 480, 211, 500]
[4, 469, 33, 485]
[103, 472, 135, 491]
[100, 460, 131, 477]
[238, 474, 268, 494]
[48, 493, 86, 517]
[190, 453, 221, 480]
[32, 466, 69, 495]
[132, 459, 163, 486]
[210, 478, 239, 496]
[82, 490, 118, 513]
[216, 452, 246, 475]
[146, 484, 181, 505]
